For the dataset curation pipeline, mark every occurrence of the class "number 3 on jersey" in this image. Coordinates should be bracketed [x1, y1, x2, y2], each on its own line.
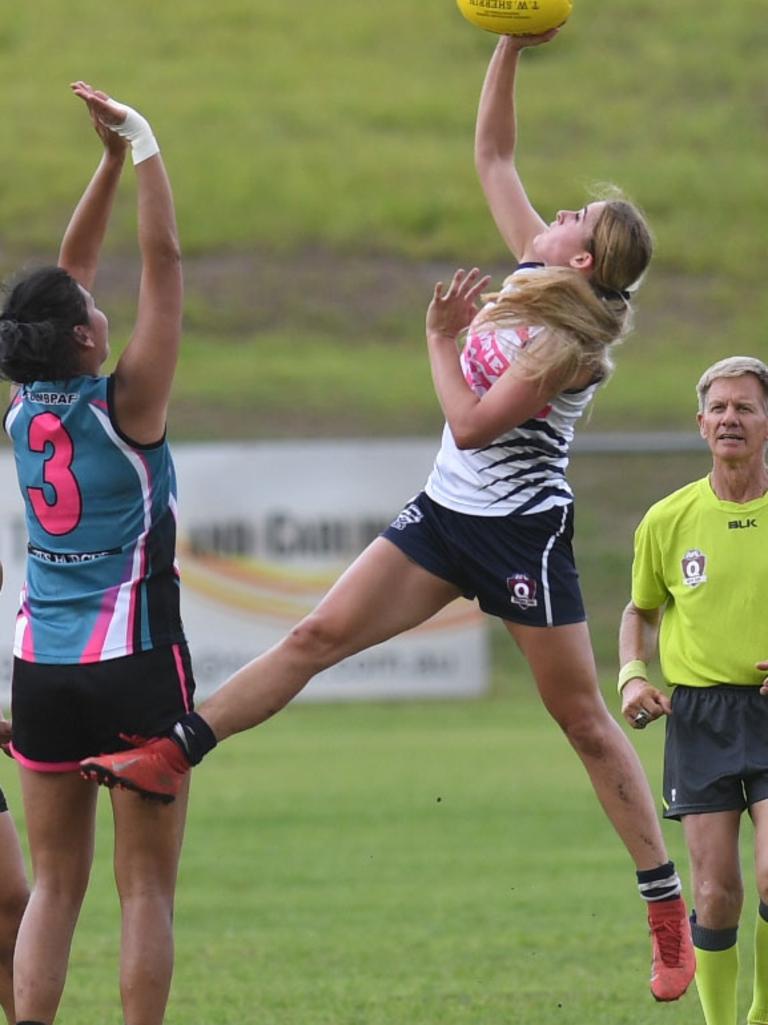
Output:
[27, 412, 83, 535]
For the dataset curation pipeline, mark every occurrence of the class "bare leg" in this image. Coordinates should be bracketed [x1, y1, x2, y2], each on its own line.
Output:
[13, 770, 97, 1024]
[683, 811, 742, 1025]
[111, 779, 189, 1025]
[0, 810, 28, 1025]
[507, 620, 669, 869]
[749, 801, 768, 1025]
[683, 810, 742, 928]
[201, 538, 462, 740]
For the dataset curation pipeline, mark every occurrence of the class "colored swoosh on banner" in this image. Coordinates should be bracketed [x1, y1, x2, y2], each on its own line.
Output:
[177, 544, 481, 630]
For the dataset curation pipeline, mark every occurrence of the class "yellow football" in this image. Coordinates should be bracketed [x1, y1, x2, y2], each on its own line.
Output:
[456, 0, 572, 35]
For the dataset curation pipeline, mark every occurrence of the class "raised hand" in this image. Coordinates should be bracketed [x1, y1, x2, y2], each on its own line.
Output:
[71, 80, 128, 127]
[426, 268, 492, 343]
[71, 80, 128, 157]
[500, 28, 561, 52]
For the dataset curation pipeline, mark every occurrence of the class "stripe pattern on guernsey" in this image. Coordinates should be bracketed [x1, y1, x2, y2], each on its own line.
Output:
[425, 264, 600, 517]
[4, 374, 185, 664]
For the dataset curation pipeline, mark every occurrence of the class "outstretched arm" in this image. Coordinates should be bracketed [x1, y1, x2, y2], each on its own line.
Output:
[72, 85, 182, 445]
[475, 33, 557, 261]
[58, 82, 128, 290]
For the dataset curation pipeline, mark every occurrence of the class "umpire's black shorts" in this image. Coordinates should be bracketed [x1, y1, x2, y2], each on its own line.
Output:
[382, 491, 585, 628]
[11, 642, 196, 772]
[663, 684, 768, 820]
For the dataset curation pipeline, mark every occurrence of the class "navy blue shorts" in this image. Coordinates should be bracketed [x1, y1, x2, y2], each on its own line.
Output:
[382, 491, 585, 627]
[663, 684, 768, 820]
[11, 643, 196, 772]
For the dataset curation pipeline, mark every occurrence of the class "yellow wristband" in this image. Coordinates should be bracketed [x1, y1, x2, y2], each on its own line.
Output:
[617, 659, 648, 695]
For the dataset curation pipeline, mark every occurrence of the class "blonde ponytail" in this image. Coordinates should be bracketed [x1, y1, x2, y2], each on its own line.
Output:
[474, 267, 631, 386]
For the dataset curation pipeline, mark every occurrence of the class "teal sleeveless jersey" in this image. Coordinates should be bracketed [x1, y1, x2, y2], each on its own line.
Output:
[4, 375, 185, 664]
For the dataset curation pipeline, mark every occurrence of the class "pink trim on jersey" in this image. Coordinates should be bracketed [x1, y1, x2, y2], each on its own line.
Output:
[124, 451, 154, 649]
[172, 643, 192, 713]
[9, 743, 80, 773]
[91, 399, 108, 411]
[80, 584, 122, 664]
[125, 534, 148, 652]
[85, 406, 156, 658]
[15, 587, 35, 662]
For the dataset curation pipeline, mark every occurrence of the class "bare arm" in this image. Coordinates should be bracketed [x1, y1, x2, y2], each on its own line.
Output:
[475, 34, 557, 261]
[113, 152, 182, 443]
[72, 86, 182, 444]
[58, 84, 128, 289]
[425, 268, 572, 449]
[618, 601, 672, 726]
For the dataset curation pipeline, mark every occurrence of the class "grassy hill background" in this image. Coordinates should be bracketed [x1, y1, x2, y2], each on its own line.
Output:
[0, 0, 764, 438]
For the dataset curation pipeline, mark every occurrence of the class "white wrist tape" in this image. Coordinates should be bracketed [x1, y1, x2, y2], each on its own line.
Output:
[109, 101, 159, 166]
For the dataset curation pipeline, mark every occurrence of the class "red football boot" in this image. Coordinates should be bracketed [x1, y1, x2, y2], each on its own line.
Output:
[80, 736, 190, 804]
[648, 897, 696, 1001]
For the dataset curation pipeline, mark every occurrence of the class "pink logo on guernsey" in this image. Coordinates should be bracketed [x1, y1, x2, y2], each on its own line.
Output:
[461, 327, 552, 419]
[461, 329, 512, 394]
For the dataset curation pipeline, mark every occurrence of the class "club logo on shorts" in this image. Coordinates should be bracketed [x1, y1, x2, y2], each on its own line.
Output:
[506, 573, 538, 610]
[681, 549, 707, 588]
[390, 503, 424, 532]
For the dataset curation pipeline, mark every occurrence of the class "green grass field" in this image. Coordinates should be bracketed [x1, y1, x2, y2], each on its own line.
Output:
[0, 686, 760, 1025]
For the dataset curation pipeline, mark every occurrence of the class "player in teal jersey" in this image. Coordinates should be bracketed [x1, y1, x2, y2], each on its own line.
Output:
[0, 86, 190, 1025]
[619, 356, 768, 1025]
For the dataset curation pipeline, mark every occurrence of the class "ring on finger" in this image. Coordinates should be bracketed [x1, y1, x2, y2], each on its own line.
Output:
[633, 709, 651, 729]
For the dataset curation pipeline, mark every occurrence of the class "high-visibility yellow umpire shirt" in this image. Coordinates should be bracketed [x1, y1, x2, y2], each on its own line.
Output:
[631, 475, 768, 688]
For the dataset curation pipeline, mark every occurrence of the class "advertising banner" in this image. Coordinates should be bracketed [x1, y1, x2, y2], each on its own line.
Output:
[0, 440, 489, 704]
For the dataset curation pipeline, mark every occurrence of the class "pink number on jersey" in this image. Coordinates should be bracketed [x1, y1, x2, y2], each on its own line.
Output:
[27, 412, 83, 535]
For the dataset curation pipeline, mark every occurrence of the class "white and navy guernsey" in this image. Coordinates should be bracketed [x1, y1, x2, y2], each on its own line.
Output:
[4, 375, 185, 664]
[425, 263, 600, 517]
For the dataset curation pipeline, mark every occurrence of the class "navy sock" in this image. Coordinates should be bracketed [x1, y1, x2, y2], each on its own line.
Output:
[168, 712, 217, 766]
[637, 860, 682, 903]
[17, 1020, 50, 1024]
[690, 910, 738, 951]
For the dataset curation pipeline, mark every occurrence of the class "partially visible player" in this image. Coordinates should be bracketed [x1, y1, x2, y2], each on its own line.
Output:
[0, 85, 190, 1025]
[620, 356, 768, 1025]
[0, 563, 29, 1025]
[81, 32, 694, 1001]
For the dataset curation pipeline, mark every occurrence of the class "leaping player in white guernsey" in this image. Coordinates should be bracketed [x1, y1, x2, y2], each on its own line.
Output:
[82, 30, 695, 1002]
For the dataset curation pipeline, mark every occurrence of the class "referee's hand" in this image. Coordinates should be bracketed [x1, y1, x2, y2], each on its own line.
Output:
[621, 678, 672, 730]
[757, 661, 768, 695]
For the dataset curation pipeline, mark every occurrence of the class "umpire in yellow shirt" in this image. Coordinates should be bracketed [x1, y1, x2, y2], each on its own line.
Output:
[618, 355, 768, 1025]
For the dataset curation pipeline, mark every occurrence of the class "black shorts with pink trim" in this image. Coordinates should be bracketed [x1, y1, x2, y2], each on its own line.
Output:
[382, 491, 585, 628]
[11, 643, 196, 771]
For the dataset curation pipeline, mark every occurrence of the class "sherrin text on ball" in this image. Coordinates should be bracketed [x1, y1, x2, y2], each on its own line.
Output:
[456, 0, 572, 35]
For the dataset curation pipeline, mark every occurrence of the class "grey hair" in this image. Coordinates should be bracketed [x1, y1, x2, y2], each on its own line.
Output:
[696, 356, 768, 414]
